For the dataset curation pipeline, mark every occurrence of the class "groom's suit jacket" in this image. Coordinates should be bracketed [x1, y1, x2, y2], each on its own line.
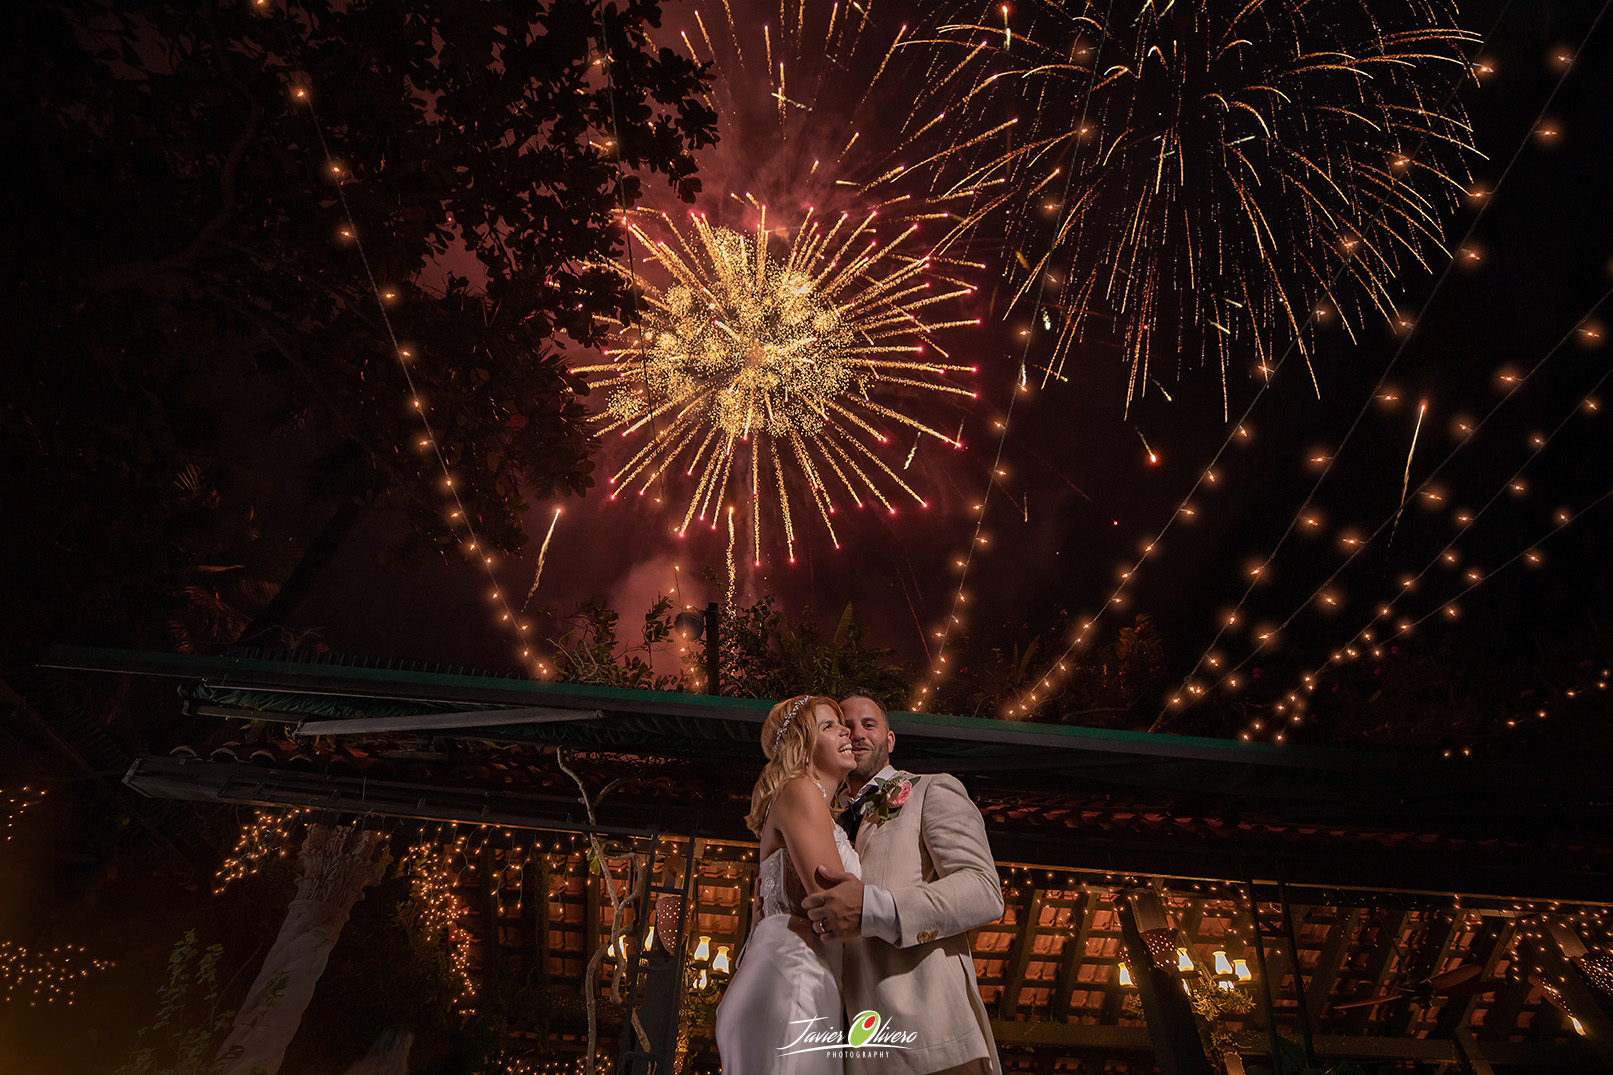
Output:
[844, 769, 1004, 1075]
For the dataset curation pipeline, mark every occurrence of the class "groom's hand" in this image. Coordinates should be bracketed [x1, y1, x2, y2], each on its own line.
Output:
[802, 866, 864, 942]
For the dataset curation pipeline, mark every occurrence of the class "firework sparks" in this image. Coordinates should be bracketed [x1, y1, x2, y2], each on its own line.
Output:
[1389, 399, 1430, 547]
[725, 504, 738, 607]
[935, 0, 1479, 412]
[676, 0, 991, 232]
[520, 507, 563, 612]
[576, 208, 980, 562]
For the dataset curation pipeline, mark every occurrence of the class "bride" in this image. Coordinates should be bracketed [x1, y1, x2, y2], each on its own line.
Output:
[715, 695, 860, 1074]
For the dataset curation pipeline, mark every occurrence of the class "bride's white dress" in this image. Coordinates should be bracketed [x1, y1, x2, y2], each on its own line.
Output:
[715, 819, 861, 1074]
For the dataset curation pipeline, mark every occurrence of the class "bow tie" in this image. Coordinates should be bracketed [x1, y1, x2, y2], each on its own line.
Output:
[836, 783, 881, 842]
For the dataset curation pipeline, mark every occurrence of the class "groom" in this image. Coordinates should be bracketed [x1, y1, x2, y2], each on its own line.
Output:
[803, 690, 1004, 1075]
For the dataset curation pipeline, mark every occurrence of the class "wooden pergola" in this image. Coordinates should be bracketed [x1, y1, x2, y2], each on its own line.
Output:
[33, 646, 1613, 1073]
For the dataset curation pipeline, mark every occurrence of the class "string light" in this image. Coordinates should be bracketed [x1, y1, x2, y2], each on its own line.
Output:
[1257, 485, 1613, 744]
[287, 72, 560, 678]
[1231, 309, 1612, 740]
[0, 786, 45, 841]
[0, 941, 112, 1007]
[214, 807, 311, 893]
[1008, 10, 1590, 721]
[407, 845, 477, 1008]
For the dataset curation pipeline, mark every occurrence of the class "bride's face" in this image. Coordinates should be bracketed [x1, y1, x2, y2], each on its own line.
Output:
[810, 704, 855, 780]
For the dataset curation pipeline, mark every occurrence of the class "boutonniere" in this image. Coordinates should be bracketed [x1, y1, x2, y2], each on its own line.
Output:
[862, 775, 919, 827]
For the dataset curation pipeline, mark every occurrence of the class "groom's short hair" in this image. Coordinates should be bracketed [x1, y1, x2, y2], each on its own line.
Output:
[841, 687, 886, 718]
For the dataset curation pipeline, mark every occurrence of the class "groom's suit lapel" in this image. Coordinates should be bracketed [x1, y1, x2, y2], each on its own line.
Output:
[855, 769, 915, 860]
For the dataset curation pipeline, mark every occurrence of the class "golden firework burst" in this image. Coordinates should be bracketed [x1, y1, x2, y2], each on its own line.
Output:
[933, 0, 1479, 412]
[574, 206, 979, 563]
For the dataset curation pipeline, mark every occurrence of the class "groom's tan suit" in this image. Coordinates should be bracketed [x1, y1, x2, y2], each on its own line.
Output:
[843, 767, 1004, 1075]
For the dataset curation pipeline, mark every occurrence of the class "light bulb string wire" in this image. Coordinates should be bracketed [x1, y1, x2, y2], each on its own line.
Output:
[1150, 1, 1610, 728]
[1218, 285, 1612, 689]
[1256, 482, 1613, 746]
[1244, 357, 1613, 737]
[1010, 0, 1519, 717]
[912, 0, 1119, 710]
[278, 6, 547, 672]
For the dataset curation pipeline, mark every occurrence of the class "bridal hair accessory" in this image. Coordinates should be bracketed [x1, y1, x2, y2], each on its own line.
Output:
[771, 695, 812, 753]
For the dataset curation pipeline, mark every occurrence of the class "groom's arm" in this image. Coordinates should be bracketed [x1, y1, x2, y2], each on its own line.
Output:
[884, 773, 1005, 948]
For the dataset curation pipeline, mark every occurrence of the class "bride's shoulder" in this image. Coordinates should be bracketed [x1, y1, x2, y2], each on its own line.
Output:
[772, 775, 826, 813]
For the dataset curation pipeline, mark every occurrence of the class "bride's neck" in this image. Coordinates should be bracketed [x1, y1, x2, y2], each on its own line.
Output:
[807, 768, 833, 800]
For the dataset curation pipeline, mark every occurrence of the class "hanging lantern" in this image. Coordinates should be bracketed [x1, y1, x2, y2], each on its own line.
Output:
[713, 946, 731, 975]
[694, 935, 712, 963]
[655, 895, 682, 953]
[1118, 963, 1134, 987]
[1233, 959, 1253, 983]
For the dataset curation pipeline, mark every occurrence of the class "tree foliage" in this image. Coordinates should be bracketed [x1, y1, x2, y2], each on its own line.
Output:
[939, 614, 1168, 724]
[719, 597, 909, 706]
[546, 593, 910, 706]
[3, 0, 716, 659]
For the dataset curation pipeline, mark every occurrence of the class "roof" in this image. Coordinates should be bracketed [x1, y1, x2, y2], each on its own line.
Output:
[25, 646, 1613, 1071]
[41, 645, 1613, 904]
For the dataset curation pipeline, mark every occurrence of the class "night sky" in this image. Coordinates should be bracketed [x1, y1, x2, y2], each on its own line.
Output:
[289, 0, 1613, 725]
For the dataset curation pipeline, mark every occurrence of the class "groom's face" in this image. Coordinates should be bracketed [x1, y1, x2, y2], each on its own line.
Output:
[841, 696, 894, 783]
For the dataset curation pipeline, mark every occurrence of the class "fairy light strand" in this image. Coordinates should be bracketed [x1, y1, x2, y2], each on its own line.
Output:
[1147, 11, 1611, 727]
[0, 941, 113, 1008]
[912, 0, 1122, 711]
[1192, 291, 1611, 728]
[281, 4, 691, 676]
[1008, 0, 1523, 718]
[214, 806, 311, 893]
[1, 787, 46, 841]
[1253, 479, 1613, 743]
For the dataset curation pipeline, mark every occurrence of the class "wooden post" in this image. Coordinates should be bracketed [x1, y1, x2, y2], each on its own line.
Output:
[1116, 895, 1214, 1075]
[703, 603, 720, 695]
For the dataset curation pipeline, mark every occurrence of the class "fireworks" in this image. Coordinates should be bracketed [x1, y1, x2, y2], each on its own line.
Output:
[572, 1, 995, 564]
[678, 0, 996, 231]
[936, 0, 1479, 411]
[576, 207, 979, 563]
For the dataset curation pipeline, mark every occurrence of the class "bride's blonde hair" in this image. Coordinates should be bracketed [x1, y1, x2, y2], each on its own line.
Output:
[745, 694, 843, 836]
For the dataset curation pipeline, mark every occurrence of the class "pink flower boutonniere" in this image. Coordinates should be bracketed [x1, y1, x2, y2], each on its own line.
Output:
[863, 775, 919, 827]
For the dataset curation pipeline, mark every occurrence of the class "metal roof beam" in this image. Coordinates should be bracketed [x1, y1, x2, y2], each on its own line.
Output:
[294, 707, 603, 736]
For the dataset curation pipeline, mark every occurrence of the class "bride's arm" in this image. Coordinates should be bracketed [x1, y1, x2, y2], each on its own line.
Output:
[768, 776, 843, 898]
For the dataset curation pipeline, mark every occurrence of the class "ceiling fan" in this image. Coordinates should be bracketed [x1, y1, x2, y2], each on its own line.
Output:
[1332, 964, 1502, 1012]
